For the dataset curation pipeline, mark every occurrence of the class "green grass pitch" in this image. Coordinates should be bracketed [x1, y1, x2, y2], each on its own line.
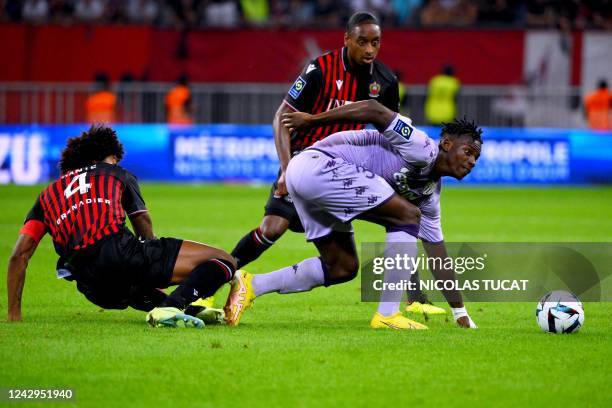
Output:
[1, 184, 611, 407]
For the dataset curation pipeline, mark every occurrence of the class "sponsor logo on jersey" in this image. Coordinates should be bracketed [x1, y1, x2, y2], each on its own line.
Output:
[288, 76, 307, 99]
[393, 119, 413, 139]
[325, 99, 354, 111]
[369, 81, 381, 97]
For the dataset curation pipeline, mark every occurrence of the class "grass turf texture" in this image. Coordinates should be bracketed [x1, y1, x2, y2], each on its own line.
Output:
[1, 184, 611, 407]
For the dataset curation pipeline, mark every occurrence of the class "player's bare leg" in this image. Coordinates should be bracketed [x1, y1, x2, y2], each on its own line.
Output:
[147, 241, 236, 328]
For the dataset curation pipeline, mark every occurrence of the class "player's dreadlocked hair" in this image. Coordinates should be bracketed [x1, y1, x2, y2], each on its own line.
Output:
[441, 118, 483, 144]
[59, 125, 124, 173]
[346, 12, 379, 33]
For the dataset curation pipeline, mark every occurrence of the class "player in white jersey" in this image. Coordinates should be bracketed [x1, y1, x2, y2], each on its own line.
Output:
[224, 100, 482, 329]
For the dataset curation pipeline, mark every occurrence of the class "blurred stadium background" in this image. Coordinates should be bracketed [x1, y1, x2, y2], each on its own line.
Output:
[1, 0, 611, 186]
[1, 3, 612, 406]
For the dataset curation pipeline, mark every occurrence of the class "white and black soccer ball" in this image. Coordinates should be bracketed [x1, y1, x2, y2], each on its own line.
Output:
[536, 290, 584, 334]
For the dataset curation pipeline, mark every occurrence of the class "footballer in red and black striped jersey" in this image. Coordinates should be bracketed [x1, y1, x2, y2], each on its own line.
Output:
[24, 162, 147, 257]
[284, 46, 399, 152]
[8, 125, 236, 326]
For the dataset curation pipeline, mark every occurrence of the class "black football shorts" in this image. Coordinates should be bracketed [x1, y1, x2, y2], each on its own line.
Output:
[66, 230, 183, 309]
[264, 178, 305, 233]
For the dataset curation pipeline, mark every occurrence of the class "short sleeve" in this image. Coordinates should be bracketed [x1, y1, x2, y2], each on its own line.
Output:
[283, 59, 323, 113]
[121, 171, 147, 216]
[382, 114, 438, 168]
[21, 195, 47, 242]
[24, 195, 45, 223]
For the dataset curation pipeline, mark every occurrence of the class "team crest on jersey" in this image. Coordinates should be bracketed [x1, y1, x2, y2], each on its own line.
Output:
[368, 81, 381, 97]
[288, 76, 307, 99]
[393, 119, 413, 139]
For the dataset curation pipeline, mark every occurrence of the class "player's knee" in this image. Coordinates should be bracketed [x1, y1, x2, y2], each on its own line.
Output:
[327, 256, 359, 285]
[208, 249, 237, 271]
[397, 204, 421, 226]
[260, 219, 289, 241]
[200, 257, 236, 283]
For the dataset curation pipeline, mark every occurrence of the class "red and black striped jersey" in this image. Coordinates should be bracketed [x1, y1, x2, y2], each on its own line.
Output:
[23, 162, 147, 257]
[283, 47, 399, 152]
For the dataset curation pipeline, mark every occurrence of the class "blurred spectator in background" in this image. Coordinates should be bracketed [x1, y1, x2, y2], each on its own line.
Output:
[22, 0, 49, 24]
[584, 79, 611, 130]
[525, 0, 555, 28]
[240, 0, 269, 26]
[166, 74, 193, 125]
[591, 0, 612, 30]
[127, 0, 160, 24]
[425, 64, 460, 125]
[201, 0, 239, 27]
[287, 0, 315, 27]
[1, 0, 22, 22]
[348, 0, 393, 25]
[476, 0, 518, 27]
[105, 0, 128, 23]
[86, 73, 117, 124]
[391, 0, 423, 26]
[420, 0, 450, 26]
[452, 0, 478, 26]
[49, 0, 75, 24]
[312, 0, 341, 27]
[421, 0, 476, 27]
[2, 0, 612, 29]
[74, 0, 106, 22]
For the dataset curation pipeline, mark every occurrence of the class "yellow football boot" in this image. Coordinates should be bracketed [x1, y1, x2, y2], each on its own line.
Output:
[405, 301, 446, 316]
[192, 296, 215, 309]
[224, 270, 255, 326]
[370, 312, 428, 330]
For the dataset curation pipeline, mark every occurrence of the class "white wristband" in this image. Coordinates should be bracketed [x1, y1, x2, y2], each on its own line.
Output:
[451, 307, 478, 328]
[451, 307, 468, 320]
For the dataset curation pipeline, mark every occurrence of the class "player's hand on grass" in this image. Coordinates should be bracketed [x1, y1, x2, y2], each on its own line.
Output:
[274, 172, 288, 197]
[281, 112, 313, 132]
[452, 307, 477, 329]
[456, 316, 476, 328]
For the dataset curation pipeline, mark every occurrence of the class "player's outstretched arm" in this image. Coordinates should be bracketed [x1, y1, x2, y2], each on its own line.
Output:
[7, 234, 38, 322]
[422, 241, 477, 328]
[282, 100, 394, 132]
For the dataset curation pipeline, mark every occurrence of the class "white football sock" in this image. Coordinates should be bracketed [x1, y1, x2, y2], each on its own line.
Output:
[377, 231, 418, 317]
[253, 257, 325, 296]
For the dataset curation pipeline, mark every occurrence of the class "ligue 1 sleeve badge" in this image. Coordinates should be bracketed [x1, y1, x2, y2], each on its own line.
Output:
[369, 82, 381, 98]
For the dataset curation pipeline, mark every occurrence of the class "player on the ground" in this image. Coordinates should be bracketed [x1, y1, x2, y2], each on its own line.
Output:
[7, 125, 235, 328]
[224, 100, 482, 329]
[228, 12, 443, 315]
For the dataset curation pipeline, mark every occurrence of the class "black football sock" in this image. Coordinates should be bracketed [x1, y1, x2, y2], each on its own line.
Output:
[406, 270, 430, 304]
[231, 227, 276, 269]
[129, 287, 167, 312]
[161, 259, 235, 310]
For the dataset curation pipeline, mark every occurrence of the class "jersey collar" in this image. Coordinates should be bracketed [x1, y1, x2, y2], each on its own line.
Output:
[342, 47, 374, 75]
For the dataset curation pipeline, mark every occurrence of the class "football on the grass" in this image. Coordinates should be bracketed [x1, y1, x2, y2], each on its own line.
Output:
[536, 290, 584, 334]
